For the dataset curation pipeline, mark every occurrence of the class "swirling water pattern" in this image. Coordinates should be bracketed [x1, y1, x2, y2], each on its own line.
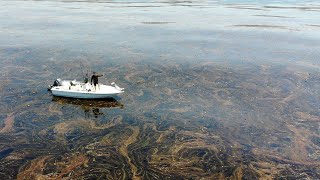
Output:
[0, 0, 319, 179]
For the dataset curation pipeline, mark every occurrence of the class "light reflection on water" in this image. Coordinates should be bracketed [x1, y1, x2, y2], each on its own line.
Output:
[0, 0, 319, 179]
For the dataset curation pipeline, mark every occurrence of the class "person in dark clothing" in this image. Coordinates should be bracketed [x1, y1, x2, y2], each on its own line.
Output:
[84, 73, 89, 83]
[91, 72, 103, 91]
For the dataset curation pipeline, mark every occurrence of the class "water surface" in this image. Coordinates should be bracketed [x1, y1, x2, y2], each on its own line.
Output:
[0, 0, 319, 179]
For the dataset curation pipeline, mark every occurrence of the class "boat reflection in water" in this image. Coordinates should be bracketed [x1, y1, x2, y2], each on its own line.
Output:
[52, 96, 124, 118]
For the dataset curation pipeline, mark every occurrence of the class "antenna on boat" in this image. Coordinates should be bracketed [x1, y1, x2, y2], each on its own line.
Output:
[80, 62, 85, 82]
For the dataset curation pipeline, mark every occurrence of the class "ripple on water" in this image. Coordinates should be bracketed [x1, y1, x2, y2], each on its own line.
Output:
[0, 58, 319, 179]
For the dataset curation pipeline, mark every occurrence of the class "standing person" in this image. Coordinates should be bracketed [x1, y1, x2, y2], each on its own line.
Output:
[91, 72, 103, 91]
[84, 73, 89, 83]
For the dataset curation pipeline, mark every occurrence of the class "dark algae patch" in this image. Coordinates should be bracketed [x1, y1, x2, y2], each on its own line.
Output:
[0, 148, 14, 159]
[0, 0, 320, 179]
[0, 57, 319, 179]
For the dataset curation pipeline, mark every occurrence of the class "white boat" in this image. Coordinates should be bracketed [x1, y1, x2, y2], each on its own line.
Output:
[49, 79, 124, 99]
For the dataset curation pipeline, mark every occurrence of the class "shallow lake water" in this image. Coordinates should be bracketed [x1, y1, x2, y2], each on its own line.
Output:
[0, 0, 319, 179]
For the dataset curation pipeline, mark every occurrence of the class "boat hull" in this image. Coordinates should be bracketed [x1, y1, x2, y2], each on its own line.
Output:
[51, 89, 120, 99]
[50, 81, 124, 99]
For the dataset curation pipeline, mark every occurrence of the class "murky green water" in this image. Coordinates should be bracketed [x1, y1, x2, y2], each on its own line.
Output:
[0, 0, 319, 179]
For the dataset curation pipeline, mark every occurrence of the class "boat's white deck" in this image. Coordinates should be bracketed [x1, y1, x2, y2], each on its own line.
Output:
[52, 81, 123, 95]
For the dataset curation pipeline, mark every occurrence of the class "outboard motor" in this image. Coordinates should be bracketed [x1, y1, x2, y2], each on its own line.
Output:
[53, 78, 62, 86]
[48, 78, 62, 91]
